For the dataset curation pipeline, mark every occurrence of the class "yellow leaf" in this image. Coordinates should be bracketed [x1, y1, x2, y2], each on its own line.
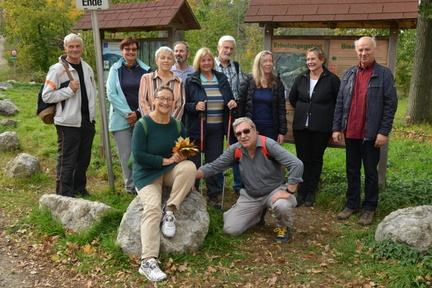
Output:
[82, 244, 96, 253]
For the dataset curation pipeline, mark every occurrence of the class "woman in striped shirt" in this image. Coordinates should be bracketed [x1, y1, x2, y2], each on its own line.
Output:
[184, 47, 237, 209]
[138, 46, 185, 121]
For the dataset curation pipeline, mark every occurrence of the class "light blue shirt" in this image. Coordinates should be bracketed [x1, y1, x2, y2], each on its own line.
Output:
[170, 64, 195, 82]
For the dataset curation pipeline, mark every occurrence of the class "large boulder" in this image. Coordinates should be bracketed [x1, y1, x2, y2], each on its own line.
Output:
[5, 153, 41, 177]
[0, 131, 19, 151]
[39, 194, 115, 233]
[117, 189, 209, 256]
[375, 205, 432, 252]
[0, 99, 19, 116]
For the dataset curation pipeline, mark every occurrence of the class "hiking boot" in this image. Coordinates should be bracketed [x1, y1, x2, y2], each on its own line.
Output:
[207, 196, 222, 210]
[77, 189, 91, 197]
[138, 258, 167, 282]
[127, 189, 137, 195]
[358, 210, 375, 226]
[304, 193, 315, 207]
[256, 208, 267, 227]
[161, 211, 176, 237]
[337, 207, 358, 220]
[274, 227, 289, 243]
[295, 193, 305, 208]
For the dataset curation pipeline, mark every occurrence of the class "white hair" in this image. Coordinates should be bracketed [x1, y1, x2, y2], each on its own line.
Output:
[64, 33, 83, 48]
[354, 36, 376, 50]
[218, 35, 236, 47]
[155, 46, 174, 59]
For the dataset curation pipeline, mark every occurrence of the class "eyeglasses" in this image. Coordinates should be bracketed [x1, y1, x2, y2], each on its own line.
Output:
[155, 97, 174, 103]
[235, 128, 252, 137]
[124, 48, 138, 52]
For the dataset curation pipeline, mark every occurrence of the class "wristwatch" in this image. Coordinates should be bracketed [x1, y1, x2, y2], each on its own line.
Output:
[285, 188, 295, 195]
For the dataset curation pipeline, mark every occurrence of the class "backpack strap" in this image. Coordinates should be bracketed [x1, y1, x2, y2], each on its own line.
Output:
[138, 117, 148, 135]
[175, 118, 181, 135]
[59, 60, 74, 81]
[234, 147, 242, 160]
[258, 135, 270, 158]
[234, 135, 270, 160]
[233, 61, 239, 75]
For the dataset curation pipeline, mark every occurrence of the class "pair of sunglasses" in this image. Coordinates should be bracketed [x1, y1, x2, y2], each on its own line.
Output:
[235, 128, 252, 137]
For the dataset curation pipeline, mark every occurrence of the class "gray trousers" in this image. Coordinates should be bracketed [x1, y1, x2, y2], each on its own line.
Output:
[223, 186, 297, 236]
[112, 127, 134, 193]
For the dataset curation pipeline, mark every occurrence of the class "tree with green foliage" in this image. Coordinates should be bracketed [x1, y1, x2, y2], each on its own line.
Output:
[395, 29, 415, 98]
[2, 0, 82, 76]
[405, 0, 432, 124]
[186, 0, 261, 73]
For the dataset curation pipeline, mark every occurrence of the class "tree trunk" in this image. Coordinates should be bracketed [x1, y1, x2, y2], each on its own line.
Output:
[405, 0, 432, 124]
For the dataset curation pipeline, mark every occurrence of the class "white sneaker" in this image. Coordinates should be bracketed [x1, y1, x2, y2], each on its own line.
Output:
[138, 258, 167, 282]
[161, 211, 176, 237]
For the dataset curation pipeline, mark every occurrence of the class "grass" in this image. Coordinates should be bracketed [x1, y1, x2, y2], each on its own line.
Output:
[1, 79, 432, 287]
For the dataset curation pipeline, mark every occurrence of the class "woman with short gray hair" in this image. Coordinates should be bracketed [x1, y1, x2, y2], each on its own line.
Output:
[138, 46, 185, 120]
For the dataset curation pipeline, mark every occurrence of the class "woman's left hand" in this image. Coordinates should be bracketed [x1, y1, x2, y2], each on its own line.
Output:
[171, 153, 187, 163]
[164, 153, 186, 166]
[125, 111, 138, 126]
[227, 100, 237, 110]
[277, 134, 285, 145]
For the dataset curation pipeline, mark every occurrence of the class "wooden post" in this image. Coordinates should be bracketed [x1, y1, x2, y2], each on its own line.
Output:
[378, 23, 399, 188]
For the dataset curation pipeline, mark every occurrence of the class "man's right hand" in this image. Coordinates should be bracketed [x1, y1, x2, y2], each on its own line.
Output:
[69, 80, 79, 92]
[332, 131, 342, 143]
[196, 169, 204, 179]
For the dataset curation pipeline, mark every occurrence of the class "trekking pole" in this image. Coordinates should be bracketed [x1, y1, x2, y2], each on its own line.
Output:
[221, 109, 233, 210]
[199, 111, 205, 195]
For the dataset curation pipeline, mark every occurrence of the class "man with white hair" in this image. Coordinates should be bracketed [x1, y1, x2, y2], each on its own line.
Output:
[215, 35, 244, 196]
[42, 33, 97, 197]
[332, 36, 397, 226]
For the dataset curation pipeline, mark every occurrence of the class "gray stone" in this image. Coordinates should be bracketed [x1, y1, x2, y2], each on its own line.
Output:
[0, 81, 13, 90]
[0, 119, 18, 127]
[39, 194, 115, 233]
[0, 80, 16, 88]
[0, 131, 19, 151]
[5, 153, 41, 177]
[375, 205, 432, 252]
[117, 189, 209, 257]
[0, 99, 19, 116]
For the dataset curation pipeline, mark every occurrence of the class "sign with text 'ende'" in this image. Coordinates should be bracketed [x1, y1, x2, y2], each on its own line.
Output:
[76, 0, 109, 10]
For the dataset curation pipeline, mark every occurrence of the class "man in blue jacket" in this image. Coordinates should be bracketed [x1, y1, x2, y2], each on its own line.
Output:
[332, 36, 397, 226]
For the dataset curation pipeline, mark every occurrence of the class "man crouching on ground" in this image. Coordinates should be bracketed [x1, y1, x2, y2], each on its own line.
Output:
[196, 117, 303, 243]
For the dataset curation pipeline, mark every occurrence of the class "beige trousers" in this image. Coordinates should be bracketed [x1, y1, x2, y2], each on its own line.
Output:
[138, 160, 196, 260]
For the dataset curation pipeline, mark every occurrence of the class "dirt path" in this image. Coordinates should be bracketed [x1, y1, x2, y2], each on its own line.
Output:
[0, 36, 29, 288]
[0, 36, 49, 288]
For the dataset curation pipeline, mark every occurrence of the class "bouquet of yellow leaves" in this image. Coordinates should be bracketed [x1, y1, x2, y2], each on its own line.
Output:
[172, 136, 199, 156]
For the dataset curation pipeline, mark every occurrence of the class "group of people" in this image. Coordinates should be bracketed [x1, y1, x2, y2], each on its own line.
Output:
[42, 33, 397, 282]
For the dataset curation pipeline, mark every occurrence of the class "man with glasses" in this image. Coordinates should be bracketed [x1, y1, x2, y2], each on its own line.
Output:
[196, 117, 303, 243]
